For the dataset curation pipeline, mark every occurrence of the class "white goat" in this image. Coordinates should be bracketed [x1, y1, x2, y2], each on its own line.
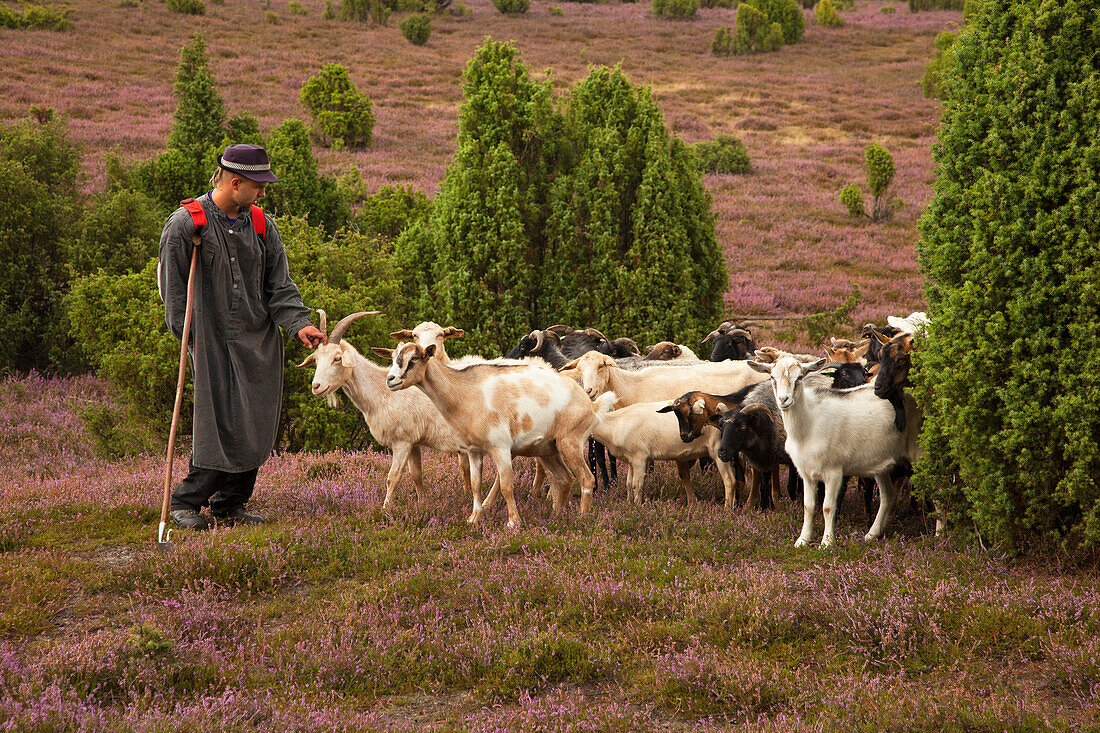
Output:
[561, 351, 768, 407]
[586, 393, 739, 505]
[297, 311, 474, 510]
[378, 342, 598, 529]
[749, 356, 922, 548]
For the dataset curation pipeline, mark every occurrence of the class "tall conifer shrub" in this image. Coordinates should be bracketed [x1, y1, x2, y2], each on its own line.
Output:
[916, 0, 1100, 551]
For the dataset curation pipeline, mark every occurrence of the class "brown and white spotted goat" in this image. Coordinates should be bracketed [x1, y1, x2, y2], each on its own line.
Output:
[378, 342, 598, 528]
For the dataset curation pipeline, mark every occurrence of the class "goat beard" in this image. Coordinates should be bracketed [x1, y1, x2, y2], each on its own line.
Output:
[326, 393, 341, 409]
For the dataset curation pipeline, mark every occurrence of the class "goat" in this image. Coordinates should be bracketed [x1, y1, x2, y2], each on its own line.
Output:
[561, 351, 768, 408]
[297, 310, 475, 511]
[391, 321, 465, 362]
[703, 320, 760, 362]
[504, 329, 570, 370]
[748, 356, 922, 547]
[577, 393, 738, 505]
[714, 400, 790, 510]
[822, 342, 872, 389]
[872, 331, 915, 432]
[378, 342, 597, 528]
[546, 325, 639, 360]
[861, 323, 902, 365]
[644, 341, 701, 362]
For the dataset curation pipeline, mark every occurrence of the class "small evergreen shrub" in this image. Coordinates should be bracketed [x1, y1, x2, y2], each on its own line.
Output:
[300, 63, 374, 149]
[70, 188, 163, 277]
[492, 0, 530, 13]
[711, 25, 734, 55]
[1, 3, 74, 30]
[840, 143, 894, 222]
[266, 10, 280, 22]
[745, 0, 803, 44]
[265, 118, 348, 231]
[815, 0, 842, 26]
[400, 13, 431, 44]
[653, 0, 697, 20]
[288, 0, 307, 13]
[700, 0, 733, 7]
[692, 135, 751, 174]
[323, 0, 336, 17]
[881, 3, 896, 12]
[356, 184, 431, 239]
[166, 0, 206, 14]
[921, 30, 957, 99]
[548, 5, 563, 13]
[733, 4, 784, 54]
[338, 0, 390, 24]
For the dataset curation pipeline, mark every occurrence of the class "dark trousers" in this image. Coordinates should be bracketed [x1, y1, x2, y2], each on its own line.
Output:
[171, 460, 258, 514]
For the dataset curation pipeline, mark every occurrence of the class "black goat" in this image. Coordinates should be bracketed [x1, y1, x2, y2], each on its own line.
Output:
[861, 323, 902, 365]
[873, 331, 915, 432]
[702, 320, 760, 362]
[546, 325, 639, 360]
[505, 329, 570, 370]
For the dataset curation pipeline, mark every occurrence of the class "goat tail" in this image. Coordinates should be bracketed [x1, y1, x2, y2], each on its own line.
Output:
[594, 392, 618, 415]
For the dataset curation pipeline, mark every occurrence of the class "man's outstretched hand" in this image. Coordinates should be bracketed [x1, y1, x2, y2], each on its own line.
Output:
[299, 325, 327, 348]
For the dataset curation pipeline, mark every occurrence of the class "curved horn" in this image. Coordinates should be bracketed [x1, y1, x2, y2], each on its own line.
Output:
[543, 328, 561, 344]
[616, 337, 640, 355]
[546, 324, 576, 336]
[584, 327, 608, 342]
[329, 310, 381, 344]
[531, 330, 546, 352]
[316, 309, 328, 336]
[735, 320, 760, 331]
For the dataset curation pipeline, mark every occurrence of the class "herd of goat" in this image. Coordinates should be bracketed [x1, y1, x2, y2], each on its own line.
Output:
[297, 312, 935, 547]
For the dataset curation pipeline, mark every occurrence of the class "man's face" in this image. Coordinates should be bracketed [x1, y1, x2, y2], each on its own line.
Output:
[230, 176, 267, 208]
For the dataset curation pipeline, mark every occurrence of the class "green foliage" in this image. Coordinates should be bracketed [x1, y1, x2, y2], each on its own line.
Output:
[492, 0, 529, 13]
[0, 2, 73, 29]
[732, 4, 784, 54]
[264, 118, 348, 231]
[921, 30, 957, 99]
[841, 144, 894, 222]
[166, 0, 206, 14]
[323, 0, 336, 18]
[266, 10, 280, 22]
[0, 113, 83, 375]
[916, 0, 1100, 551]
[712, 25, 734, 55]
[300, 63, 374, 149]
[277, 217, 408, 453]
[700, 0, 734, 7]
[400, 12, 431, 44]
[80, 402, 162, 459]
[338, 0, 390, 23]
[356, 184, 431, 239]
[652, 0, 697, 19]
[549, 4, 563, 13]
[692, 135, 751, 174]
[69, 188, 162, 277]
[288, 0, 307, 13]
[815, 0, 842, 26]
[840, 183, 864, 217]
[865, 143, 894, 198]
[745, 0, 803, 44]
[479, 635, 600, 701]
[908, 0, 963, 9]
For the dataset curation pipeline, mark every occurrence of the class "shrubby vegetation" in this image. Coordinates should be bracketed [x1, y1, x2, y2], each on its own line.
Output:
[400, 12, 431, 44]
[166, 0, 206, 14]
[916, 0, 1100, 551]
[0, 2, 73, 29]
[653, 0, 697, 19]
[815, 0, 842, 26]
[747, 0, 803, 44]
[840, 144, 895, 222]
[692, 135, 751, 174]
[731, 4, 785, 54]
[300, 63, 375, 149]
[921, 30, 957, 99]
[908, 0, 963, 9]
[397, 40, 726, 355]
[264, 118, 348, 231]
[492, 0, 530, 13]
[338, 0, 391, 23]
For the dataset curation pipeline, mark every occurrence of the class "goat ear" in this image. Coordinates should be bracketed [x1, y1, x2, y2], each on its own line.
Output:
[442, 327, 464, 340]
[655, 404, 675, 414]
[901, 334, 915, 350]
[295, 353, 317, 368]
[371, 347, 394, 361]
[804, 358, 827, 373]
[823, 345, 837, 361]
[692, 399, 706, 415]
[868, 362, 880, 376]
[707, 411, 725, 426]
[424, 344, 436, 359]
[561, 357, 581, 370]
[390, 330, 414, 340]
[748, 360, 772, 374]
[874, 330, 893, 346]
[854, 342, 870, 358]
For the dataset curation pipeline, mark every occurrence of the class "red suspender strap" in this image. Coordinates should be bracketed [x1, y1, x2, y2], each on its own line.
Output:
[180, 198, 206, 231]
[251, 205, 266, 240]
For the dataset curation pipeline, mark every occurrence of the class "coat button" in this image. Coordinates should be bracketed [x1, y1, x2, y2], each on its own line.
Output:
[228, 230, 234, 234]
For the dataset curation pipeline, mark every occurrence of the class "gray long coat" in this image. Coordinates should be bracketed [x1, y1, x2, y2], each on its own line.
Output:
[158, 194, 312, 472]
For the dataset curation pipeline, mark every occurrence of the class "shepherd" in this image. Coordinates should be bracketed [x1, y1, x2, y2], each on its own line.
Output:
[157, 144, 327, 532]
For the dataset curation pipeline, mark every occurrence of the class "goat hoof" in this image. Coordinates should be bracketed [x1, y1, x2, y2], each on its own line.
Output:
[466, 512, 481, 524]
[863, 531, 881, 542]
[507, 518, 522, 530]
[794, 537, 811, 548]
[819, 538, 834, 549]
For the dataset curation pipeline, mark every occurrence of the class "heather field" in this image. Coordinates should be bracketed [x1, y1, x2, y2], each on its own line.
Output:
[8, 1, 1100, 731]
[1, 0, 950, 328]
[4, 374, 1100, 730]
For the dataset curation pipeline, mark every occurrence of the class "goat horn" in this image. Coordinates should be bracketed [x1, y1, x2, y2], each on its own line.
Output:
[531, 330, 546, 352]
[736, 320, 760, 331]
[584, 327, 608, 342]
[329, 311, 381, 344]
[316, 309, 328, 336]
[546, 324, 575, 336]
[617, 337, 640, 355]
